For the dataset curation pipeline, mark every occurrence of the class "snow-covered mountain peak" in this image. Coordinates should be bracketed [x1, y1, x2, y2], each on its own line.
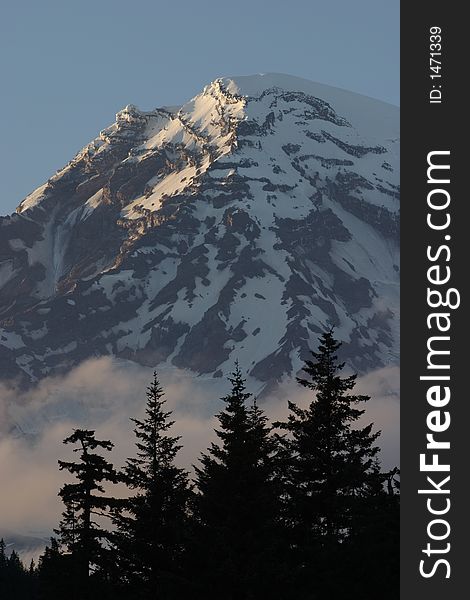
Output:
[220, 72, 398, 138]
[1, 74, 399, 394]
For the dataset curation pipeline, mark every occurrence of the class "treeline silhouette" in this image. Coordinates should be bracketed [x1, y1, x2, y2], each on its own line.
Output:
[0, 330, 399, 599]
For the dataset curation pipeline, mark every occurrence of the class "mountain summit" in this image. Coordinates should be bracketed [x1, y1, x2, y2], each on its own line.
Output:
[0, 74, 399, 393]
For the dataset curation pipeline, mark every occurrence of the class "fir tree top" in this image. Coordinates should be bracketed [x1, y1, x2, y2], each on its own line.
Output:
[124, 371, 184, 487]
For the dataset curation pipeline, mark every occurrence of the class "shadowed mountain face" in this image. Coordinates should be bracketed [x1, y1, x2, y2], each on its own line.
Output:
[0, 74, 399, 394]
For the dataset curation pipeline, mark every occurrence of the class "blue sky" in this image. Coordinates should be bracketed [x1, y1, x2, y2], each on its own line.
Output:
[0, 0, 399, 215]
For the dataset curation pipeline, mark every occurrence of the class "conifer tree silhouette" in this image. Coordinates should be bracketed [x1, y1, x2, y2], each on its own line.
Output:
[193, 363, 284, 599]
[57, 429, 119, 596]
[277, 329, 388, 597]
[114, 372, 191, 599]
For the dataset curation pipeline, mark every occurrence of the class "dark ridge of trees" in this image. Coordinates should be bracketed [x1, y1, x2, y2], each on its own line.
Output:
[0, 540, 36, 599]
[2, 330, 399, 600]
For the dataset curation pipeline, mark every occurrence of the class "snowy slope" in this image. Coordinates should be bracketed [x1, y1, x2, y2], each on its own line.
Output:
[0, 73, 399, 394]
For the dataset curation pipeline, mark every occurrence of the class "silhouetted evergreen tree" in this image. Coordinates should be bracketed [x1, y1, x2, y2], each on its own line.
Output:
[57, 429, 119, 597]
[277, 329, 397, 597]
[113, 372, 192, 599]
[192, 364, 286, 599]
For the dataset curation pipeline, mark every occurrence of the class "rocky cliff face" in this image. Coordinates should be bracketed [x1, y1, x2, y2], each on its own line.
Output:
[0, 73, 399, 393]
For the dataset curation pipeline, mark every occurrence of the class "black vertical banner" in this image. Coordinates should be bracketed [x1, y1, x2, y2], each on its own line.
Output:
[401, 4, 467, 598]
